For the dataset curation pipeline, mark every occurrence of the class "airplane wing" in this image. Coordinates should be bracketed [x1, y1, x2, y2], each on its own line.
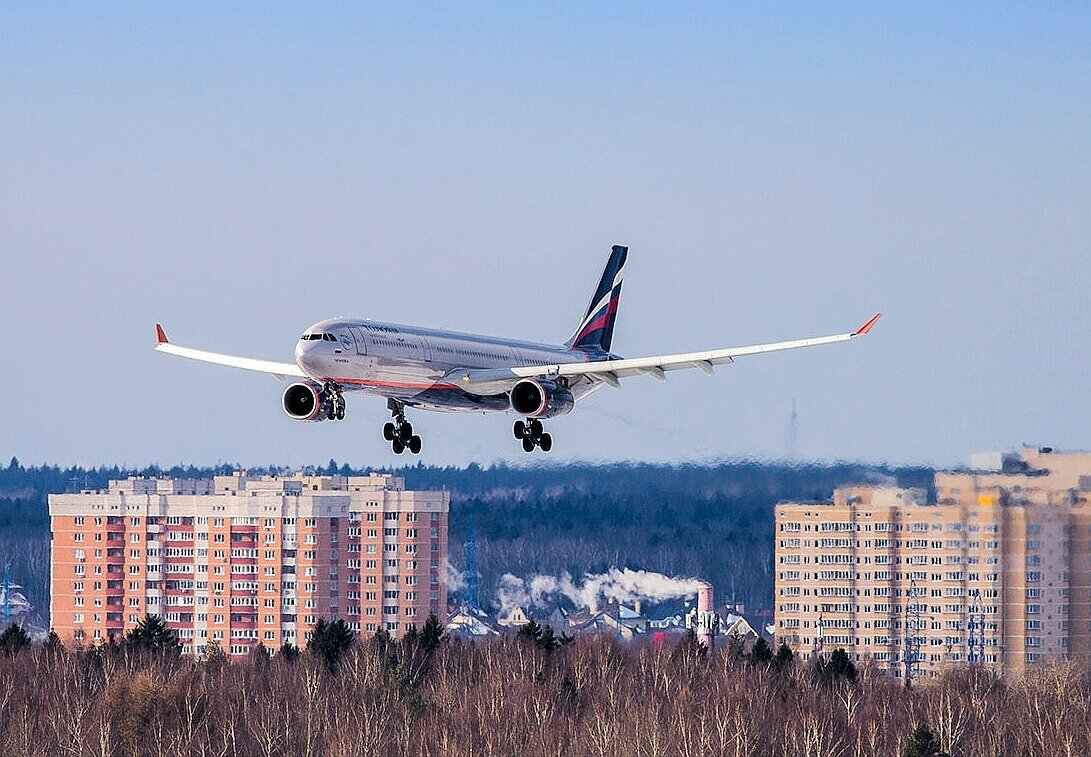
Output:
[153, 324, 306, 381]
[454, 313, 881, 391]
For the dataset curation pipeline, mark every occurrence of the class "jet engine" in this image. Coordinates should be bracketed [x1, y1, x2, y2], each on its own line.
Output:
[282, 381, 324, 421]
[509, 378, 574, 419]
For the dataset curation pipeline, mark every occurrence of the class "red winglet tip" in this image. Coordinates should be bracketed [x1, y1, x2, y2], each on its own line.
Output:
[853, 313, 882, 336]
[156, 324, 168, 344]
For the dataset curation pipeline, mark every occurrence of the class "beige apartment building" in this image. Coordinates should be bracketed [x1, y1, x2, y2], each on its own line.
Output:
[774, 448, 1091, 678]
[49, 472, 448, 655]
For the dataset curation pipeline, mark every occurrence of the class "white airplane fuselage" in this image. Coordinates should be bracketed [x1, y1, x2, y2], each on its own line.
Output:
[295, 318, 605, 413]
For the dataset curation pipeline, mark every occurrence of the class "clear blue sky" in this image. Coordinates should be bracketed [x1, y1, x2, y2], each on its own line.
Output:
[2, 3, 1089, 469]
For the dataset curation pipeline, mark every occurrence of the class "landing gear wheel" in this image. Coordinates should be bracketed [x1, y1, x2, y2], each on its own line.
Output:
[408, 435, 422, 455]
[392, 438, 405, 454]
[539, 433, 552, 452]
[326, 404, 336, 421]
[335, 404, 345, 421]
[383, 422, 396, 441]
[399, 422, 413, 442]
[514, 420, 526, 439]
[522, 437, 535, 453]
[529, 419, 544, 438]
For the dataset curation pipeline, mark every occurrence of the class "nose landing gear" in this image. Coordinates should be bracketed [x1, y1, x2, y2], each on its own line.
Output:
[514, 418, 552, 452]
[383, 399, 422, 455]
[322, 384, 345, 421]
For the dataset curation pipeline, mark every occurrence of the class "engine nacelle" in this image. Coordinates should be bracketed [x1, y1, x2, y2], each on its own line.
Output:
[282, 381, 324, 421]
[509, 379, 574, 419]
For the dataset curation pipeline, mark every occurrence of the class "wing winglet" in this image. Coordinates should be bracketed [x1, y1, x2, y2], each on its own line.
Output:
[853, 313, 882, 336]
[156, 324, 169, 344]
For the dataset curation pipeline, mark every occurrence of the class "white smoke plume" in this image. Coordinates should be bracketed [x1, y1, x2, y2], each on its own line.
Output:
[495, 567, 706, 616]
[445, 559, 468, 593]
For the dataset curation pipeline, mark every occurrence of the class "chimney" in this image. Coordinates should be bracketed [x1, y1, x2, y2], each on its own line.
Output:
[634, 600, 642, 617]
[696, 582, 714, 648]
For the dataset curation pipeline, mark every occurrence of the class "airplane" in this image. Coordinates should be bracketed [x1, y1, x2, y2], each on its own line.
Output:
[155, 245, 880, 454]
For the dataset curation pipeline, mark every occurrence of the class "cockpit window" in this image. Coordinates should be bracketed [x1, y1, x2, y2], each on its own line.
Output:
[324, 333, 335, 341]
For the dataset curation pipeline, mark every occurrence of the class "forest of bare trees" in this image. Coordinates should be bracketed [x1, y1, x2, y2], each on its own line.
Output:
[1, 627, 1088, 757]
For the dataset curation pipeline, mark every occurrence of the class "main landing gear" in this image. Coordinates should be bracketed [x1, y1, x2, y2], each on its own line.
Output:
[323, 383, 345, 421]
[514, 419, 552, 453]
[382, 399, 422, 455]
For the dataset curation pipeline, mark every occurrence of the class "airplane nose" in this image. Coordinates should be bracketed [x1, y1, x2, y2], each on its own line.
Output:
[295, 340, 317, 369]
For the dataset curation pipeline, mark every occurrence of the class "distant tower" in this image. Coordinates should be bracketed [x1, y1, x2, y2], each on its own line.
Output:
[786, 398, 799, 460]
[967, 588, 985, 665]
[904, 580, 924, 685]
[464, 519, 479, 610]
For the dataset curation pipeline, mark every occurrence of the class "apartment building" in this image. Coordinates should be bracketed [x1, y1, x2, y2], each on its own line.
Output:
[48, 472, 448, 655]
[774, 448, 1091, 678]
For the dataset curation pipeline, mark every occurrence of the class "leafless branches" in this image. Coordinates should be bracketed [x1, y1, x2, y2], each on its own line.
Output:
[0, 638, 1088, 756]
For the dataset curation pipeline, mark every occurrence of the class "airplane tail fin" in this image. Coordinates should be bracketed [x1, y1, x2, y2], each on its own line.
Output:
[566, 245, 627, 352]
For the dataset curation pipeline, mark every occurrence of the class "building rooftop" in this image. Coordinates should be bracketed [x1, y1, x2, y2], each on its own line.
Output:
[75, 472, 408, 496]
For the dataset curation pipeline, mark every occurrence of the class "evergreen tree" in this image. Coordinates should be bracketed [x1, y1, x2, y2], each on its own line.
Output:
[748, 636, 773, 666]
[901, 723, 948, 757]
[772, 641, 795, 672]
[278, 642, 300, 662]
[420, 613, 445, 653]
[725, 630, 746, 660]
[43, 629, 64, 654]
[516, 620, 568, 652]
[124, 614, 181, 656]
[200, 640, 229, 671]
[248, 642, 271, 669]
[307, 618, 355, 671]
[516, 619, 544, 644]
[818, 648, 857, 683]
[0, 623, 30, 657]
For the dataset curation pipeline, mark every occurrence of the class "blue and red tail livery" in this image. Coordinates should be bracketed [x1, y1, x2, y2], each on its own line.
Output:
[567, 244, 627, 352]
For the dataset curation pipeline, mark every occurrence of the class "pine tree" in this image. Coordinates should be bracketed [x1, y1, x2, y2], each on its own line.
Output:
[748, 636, 773, 666]
[901, 723, 947, 757]
[0, 623, 30, 657]
[124, 614, 181, 656]
[43, 629, 64, 654]
[307, 617, 355, 671]
[200, 640, 229, 671]
[420, 613, 445, 653]
[516, 619, 544, 644]
[818, 648, 857, 683]
[725, 630, 745, 660]
[772, 641, 795, 672]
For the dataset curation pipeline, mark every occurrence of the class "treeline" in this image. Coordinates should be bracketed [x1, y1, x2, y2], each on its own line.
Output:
[0, 459, 932, 615]
[0, 624, 1085, 757]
